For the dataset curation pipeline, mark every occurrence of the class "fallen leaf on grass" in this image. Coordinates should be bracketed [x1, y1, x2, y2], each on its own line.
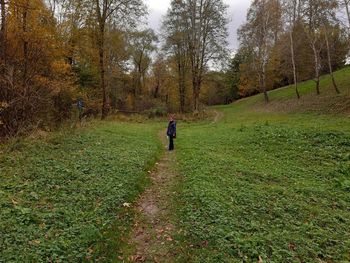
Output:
[129, 255, 146, 262]
[123, 202, 131, 208]
[29, 240, 41, 245]
[288, 243, 296, 251]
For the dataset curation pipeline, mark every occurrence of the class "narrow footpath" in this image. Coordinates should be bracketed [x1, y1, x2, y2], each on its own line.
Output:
[122, 111, 222, 262]
[124, 132, 180, 262]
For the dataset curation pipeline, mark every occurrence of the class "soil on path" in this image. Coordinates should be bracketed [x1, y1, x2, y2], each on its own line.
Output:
[125, 132, 180, 263]
[212, 109, 224, 124]
[122, 111, 222, 262]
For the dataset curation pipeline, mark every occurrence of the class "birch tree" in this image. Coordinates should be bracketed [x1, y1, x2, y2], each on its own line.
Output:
[238, 0, 282, 103]
[319, 0, 341, 94]
[282, 0, 301, 99]
[302, 0, 324, 95]
[339, 0, 350, 32]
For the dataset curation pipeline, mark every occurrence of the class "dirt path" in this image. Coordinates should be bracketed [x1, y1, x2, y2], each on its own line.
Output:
[124, 132, 180, 262]
[212, 109, 224, 124]
[121, 110, 223, 262]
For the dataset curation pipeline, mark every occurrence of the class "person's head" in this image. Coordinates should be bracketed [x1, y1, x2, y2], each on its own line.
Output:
[169, 114, 175, 121]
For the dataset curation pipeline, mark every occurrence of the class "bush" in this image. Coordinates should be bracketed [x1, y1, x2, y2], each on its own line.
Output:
[146, 106, 168, 118]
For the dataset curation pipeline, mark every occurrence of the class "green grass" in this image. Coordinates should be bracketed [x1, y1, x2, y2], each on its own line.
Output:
[173, 69, 350, 262]
[0, 122, 162, 262]
[1, 67, 349, 262]
[235, 66, 350, 115]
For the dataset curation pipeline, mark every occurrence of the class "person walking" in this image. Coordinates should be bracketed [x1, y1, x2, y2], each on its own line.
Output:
[167, 115, 177, 151]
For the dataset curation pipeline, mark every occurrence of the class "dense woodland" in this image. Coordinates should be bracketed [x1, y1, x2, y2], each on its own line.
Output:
[0, 0, 349, 138]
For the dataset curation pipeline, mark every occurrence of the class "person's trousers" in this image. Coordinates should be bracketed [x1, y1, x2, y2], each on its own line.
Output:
[169, 135, 174, 151]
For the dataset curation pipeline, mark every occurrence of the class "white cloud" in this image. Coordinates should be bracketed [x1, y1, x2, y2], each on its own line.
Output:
[145, 0, 252, 49]
[146, 0, 171, 12]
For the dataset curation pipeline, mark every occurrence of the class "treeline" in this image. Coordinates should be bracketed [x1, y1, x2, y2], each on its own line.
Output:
[0, 0, 234, 138]
[0, 0, 149, 137]
[234, 0, 350, 101]
[1, 0, 349, 138]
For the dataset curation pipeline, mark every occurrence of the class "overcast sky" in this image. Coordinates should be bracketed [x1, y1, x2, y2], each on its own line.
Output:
[145, 0, 252, 51]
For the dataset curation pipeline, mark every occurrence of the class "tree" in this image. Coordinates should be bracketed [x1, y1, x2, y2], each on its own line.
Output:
[226, 50, 248, 101]
[128, 29, 157, 96]
[339, 0, 350, 33]
[92, 0, 145, 119]
[302, 0, 326, 95]
[238, 0, 282, 103]
[301, 0, 341, 95]
[162, 0, 190, 113]
[0, 0, 76, 137]
[164, 0, 229, 112]
[151, 55, 170, 99]
[0, 0, 6, 62]
[186, 0, 229, 111]
[282, 0, 301, 99]
[320, 0, 341, 94]
[323, 25, 340, 94]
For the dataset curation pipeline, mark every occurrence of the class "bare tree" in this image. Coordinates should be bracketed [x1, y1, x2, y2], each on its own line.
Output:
[282, 0, 301, 99]
[321, 0, 341, 93]
[186, 0, 229, 111]
[324, 25, 340, 94]
[162, 0, 190, 113]
[340, 0, 350, 31]
[303, 0, 339, 95]
[164, 0, 229, 112]
[302, 0, 324, 95]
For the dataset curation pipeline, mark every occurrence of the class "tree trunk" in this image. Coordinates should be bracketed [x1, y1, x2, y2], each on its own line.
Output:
[22, 1, 29, 95]
[154, 78, 160, 99]
[179, 78, 186, 113]
[324, 29, 340, 94]
[345, 0, 350, 33]
[0, 0, 6, 60]
[312, 44, 320, 95]
[193, 79, 200, 112]
[98, 25, 109, 119]
[289, 29, 300, 99]
[178, 60, 186, 113]
[262, 67, 269, 103]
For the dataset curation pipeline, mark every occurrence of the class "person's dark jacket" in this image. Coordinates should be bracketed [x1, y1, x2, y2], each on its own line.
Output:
[167, 121, 176, 137]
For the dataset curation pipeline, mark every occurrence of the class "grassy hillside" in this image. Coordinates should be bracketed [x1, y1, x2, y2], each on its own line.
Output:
[174, 69, 350, 262]
[236, 66, 350, 115]
[0, 122, 162, 262]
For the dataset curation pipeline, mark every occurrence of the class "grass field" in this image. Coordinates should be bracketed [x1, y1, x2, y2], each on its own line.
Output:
[0, 122, 162, 262]
[0, 67, 349, 262]
[173, 69, 350, 262]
